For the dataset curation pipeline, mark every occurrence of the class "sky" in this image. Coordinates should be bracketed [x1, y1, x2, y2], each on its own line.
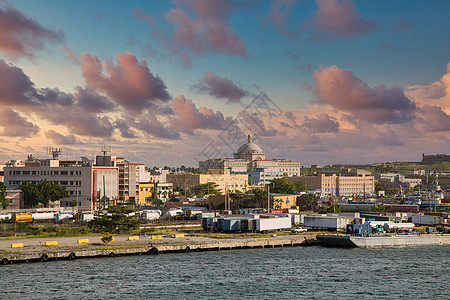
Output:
[0, 0, 450, 167]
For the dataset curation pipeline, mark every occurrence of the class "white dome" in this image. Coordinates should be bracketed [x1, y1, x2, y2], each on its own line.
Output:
[237, 135, 262, 153]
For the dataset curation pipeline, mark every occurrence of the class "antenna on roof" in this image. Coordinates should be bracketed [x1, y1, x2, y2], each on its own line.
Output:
[101, 145, 112, 156]
[48, 147, 62, 159]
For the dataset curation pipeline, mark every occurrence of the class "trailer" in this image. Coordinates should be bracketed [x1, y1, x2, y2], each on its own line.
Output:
[411, 215, 442, 226]
[140, 211, 160, 221]
[13, 213, 32, 222]
[304, 215, 354, 230]
[54, 213, 74, 222]
[31, 212, 56, 221]
[256, 217, 291, 233]
[0, 213, 12, 221]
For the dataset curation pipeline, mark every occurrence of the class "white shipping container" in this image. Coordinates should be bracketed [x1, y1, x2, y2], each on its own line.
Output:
[411, 215, 441, 225]
[80, 213, 94, 222]
[141, 212, 160, 221]
[0, 213, 12, 220]
[304, 216, 353, 229]
[256, 217, 291, 232]
[32, 212, 56, 220]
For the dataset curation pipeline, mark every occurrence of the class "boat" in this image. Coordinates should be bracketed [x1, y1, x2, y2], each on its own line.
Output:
[316, 234, 450, 248]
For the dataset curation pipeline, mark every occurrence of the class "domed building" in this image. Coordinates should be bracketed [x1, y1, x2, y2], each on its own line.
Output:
[233, 135, 266, 161]
[199, 135, 301, 184]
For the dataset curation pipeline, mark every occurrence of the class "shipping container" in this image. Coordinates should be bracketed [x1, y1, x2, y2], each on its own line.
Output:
[304, 215, 353, 229]
[221, 218, 242, 231]
[32, 212, 56, 220]
[54, 213, 74, 222]
[0, 213, 12, 220]
[386, 204, 419, 213]
[411, 215, 441, 225]
[140, 211, 160, 221]
[256, 217, 291, 232]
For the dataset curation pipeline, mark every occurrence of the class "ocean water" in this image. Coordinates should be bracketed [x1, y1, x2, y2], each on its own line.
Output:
[1, 245, 449, 299]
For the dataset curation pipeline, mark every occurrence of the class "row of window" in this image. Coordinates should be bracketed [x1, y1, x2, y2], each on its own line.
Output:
[8, 170, 82, 176]
[9, 180, 82, 186]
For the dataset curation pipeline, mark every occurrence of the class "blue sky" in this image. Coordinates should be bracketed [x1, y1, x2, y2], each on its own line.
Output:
[0, 0, 450, 167]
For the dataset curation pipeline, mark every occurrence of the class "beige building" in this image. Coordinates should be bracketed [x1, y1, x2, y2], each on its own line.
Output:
[272, 193, 299, 209]
[288, 173, 374, 197]
[167, 169, 248, 194]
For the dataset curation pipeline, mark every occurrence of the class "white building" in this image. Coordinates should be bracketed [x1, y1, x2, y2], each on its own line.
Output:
[4, 158, 118, 211]
[199, 135, 300, 181]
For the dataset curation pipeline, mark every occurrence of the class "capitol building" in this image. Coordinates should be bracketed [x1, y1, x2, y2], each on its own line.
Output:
[199, 135, 301, 184]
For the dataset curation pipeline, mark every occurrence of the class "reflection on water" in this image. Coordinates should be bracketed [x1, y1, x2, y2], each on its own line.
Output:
[2, 245, 449, 299]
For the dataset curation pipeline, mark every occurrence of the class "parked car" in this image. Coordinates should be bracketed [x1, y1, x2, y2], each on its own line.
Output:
[291, 227, 307, 233]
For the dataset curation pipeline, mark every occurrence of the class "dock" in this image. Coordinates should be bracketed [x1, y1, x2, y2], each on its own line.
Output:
[0, 235, 319, 264]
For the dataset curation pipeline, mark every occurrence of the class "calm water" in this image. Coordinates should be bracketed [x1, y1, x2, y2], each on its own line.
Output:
[1, 245, 449, 299]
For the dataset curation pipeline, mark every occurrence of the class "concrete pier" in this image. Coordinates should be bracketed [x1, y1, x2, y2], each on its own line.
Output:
[0, 235, 318, 264]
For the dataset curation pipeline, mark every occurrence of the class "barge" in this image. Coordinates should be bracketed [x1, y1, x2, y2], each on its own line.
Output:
[317, 234, 450, 248]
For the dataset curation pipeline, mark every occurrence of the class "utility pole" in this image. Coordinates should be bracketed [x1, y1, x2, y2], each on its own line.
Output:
[267, 184, 270, 213]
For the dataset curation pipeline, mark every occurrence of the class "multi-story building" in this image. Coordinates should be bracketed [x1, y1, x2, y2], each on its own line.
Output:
[138, 183, 154, 205]
[288, 173, 374, 197]
[95, 155, 141, 204]
[5, 190, 23, 210]
[167, 169, 248, 194]
[4, 158, 118, 211]
[156, 182, 173, 202]
[199, 135, 300, 180]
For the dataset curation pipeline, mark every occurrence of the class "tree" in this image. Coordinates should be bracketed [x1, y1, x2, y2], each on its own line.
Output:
[296, 194, 319, 211]
[271, 198, 283, 209]
[375, 182, 385, 194]
[88, 206, 140, 233]
[270, 178, 306, 194]
[20, 181, 40, 207]
[192, 182, 221, 197]
[0, 182, 7, 209]
[20, 180, 69, 208]
[251, 188, 273, 208]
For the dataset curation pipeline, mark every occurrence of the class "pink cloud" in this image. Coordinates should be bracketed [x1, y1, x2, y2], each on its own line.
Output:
[0, 59, 36, 105]
[302, 114, 339, 133]
[62, 46, 79, 65]
[417, 105, 450, 132]
[307, 0, 375, 39]
[74, 86, 115, 113]
[133, 113, 180, 139]
[0, 107, 39, 137]
[262, 0, 300, 38]
[81, 52, 171, 111]
[192, 72, 247, 103]
[407, 62, 450, 113]
[313, 65, 416, 123]
[171, 94, 231, 130]
[0, 1, 63, 59]
[134, 0, 247, 67]
[44, 130, 79, 145]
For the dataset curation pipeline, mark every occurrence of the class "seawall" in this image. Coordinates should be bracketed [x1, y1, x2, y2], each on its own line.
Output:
[0, 235, 318, 264]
